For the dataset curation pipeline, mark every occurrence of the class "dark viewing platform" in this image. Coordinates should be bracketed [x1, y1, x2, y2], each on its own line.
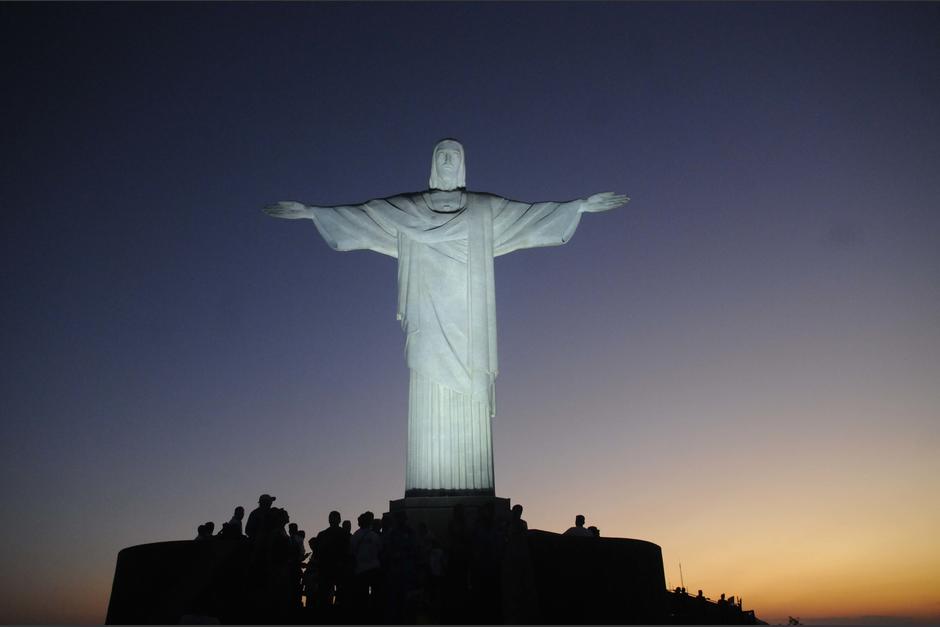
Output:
[106, 495, 763, 624]
[107, 534, 669, 624]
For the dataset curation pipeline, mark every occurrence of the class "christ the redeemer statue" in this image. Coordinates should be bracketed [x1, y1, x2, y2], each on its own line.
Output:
[266, 139, 628, 497]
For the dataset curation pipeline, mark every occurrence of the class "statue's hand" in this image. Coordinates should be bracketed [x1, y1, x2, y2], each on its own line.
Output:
[264, 201, 312, 219]
[581, 192, 630, 213]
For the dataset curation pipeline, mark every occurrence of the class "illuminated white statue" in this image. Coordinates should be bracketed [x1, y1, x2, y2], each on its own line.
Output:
[266, 139, 628, 496]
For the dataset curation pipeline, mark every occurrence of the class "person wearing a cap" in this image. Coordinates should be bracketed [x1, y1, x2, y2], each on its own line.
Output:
[245, 494, 276, 540]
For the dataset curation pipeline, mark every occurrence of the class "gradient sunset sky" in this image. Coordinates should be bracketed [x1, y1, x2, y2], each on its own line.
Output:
[1, 2, 938, 624]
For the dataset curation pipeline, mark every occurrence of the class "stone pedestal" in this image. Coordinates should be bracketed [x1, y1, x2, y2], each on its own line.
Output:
[388, 495, 510, 548]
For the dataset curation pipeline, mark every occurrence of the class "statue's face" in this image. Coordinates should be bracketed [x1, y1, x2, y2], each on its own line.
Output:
[429, 139, 465, 190]
[435, 146, 462, 181]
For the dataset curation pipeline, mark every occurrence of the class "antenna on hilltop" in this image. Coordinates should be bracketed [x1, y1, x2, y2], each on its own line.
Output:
[679, 561, 685, 590]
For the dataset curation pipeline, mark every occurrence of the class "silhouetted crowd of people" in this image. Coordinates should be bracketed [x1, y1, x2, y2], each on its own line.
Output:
[665, 586, 760, 625]
[108, 497, 764, 625]
[184, 495, 576, 624]
[671, 587, 745, 611]
[562, 514, 600, 538]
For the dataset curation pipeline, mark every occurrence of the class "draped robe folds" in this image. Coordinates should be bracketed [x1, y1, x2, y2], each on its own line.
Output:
[309, 191, 583, 495]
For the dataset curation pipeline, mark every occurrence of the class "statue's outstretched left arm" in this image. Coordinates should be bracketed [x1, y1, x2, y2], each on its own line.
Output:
[493, 191, 630, 256]
[579, 192, 630, 213]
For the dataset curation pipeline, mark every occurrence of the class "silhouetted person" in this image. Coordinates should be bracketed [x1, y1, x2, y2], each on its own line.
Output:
[383, 510, 418, 623]
[194, 522, 215, 540]
[288, 523, 306, 560]
[563, 514, 593, 537]
[245, 494, 275, 540]
[335, 518, 354, 608]
[263, 507, 299, 621]
[314, 510, 349, 609]
[349, 511, 382, 622]
[502, 503, 537, 623]
[302, 537, 319, 610]
[219, 506, 244, 538]
[510, 504, 528, 532]
[229, 506, 244, 534]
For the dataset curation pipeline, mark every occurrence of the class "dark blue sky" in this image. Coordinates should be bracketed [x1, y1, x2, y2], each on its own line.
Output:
[1, 3, 939, 623]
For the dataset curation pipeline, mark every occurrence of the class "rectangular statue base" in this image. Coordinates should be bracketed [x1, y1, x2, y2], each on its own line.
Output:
[388, 494, 511, 548]
[404, 488, 494, 497]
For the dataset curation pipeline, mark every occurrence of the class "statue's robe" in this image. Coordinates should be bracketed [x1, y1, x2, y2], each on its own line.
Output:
[309, 191, 583, 495]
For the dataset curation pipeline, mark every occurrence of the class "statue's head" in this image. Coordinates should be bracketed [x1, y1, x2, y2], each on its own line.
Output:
[429, 138, 466, 191]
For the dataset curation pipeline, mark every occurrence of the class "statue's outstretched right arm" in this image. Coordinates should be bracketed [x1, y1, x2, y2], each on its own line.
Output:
[264, 201, 317, 219]
[263, 200, 398, 257]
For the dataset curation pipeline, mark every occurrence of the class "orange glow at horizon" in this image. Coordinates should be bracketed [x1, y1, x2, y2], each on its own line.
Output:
[495, 391, 940, 624]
